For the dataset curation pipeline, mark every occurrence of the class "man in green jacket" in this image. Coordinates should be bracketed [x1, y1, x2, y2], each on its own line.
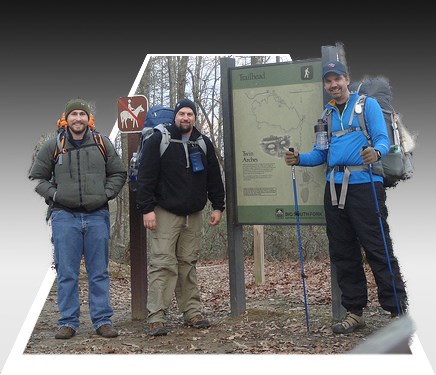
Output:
[29, 98, 127, 339]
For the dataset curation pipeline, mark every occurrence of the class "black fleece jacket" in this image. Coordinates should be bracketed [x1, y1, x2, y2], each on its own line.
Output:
[136, 124, 225, 216]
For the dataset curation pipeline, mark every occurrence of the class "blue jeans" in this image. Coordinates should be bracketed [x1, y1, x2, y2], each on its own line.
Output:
[51, 208, 113, 331]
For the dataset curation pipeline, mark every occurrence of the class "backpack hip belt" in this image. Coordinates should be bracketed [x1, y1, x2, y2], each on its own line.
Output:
[328, 165, 367, 209]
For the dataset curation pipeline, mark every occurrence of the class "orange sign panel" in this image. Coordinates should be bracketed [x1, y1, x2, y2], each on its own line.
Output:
[117, 95, 148, 132]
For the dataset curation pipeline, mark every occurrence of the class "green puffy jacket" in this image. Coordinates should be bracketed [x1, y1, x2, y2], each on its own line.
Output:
[29, 128, 127, 212]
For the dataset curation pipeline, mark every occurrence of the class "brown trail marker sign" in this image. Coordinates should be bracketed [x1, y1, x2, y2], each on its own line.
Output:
[117, 95, 148, 319]
[117, 95, 148, 133]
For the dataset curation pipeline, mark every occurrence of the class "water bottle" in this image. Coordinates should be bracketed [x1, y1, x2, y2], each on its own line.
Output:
[314, 119, 329, 150]
[129, 152, 138, 191]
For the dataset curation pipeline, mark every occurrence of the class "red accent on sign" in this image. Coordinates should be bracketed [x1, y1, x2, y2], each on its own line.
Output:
[117, 96, 148, 133]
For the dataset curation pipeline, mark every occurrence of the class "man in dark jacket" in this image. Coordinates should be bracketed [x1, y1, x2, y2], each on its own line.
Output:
[136, 98, 225, 336]
[29, 98, 127, 339]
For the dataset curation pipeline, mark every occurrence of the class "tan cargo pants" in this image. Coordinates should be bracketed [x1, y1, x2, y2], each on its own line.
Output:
[147, 206, 203, 323]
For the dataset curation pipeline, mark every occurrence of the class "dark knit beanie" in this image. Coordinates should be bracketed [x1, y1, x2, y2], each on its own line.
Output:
[64, 98, 91, 118]
[174, 98, 197, 117]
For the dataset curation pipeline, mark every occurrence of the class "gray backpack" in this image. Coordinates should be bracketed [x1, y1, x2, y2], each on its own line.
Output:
[324, 76, 415, 189]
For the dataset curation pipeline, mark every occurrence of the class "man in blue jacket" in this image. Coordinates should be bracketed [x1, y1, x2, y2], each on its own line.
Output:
[284, 62, 408, 334]
[136, 98, 225, 336]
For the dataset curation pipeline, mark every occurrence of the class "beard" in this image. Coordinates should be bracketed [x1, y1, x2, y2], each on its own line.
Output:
[179, 123, 193, 134]
[68, 122, 87, 136]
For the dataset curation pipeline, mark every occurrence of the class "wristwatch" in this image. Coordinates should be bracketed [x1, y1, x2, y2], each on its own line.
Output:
[375, 149, 382, 161]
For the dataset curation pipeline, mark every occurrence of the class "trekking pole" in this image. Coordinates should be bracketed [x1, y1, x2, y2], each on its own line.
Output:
[363, 146, 401, 316]
[289, 148, 310, 334]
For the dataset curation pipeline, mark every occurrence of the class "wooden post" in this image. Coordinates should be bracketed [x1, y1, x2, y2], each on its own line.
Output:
[221, 57, 246, 316]
[128, 133, 148, 320]
[253, 225, 265, 285]
[117, 95, 149, 320]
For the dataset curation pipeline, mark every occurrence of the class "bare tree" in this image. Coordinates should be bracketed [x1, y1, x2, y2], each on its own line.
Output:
[175, 56, 189, 102]
[112, 55, 327, 263]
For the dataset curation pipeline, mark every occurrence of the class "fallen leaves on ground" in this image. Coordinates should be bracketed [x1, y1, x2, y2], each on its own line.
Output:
[25, 257, 398, 355]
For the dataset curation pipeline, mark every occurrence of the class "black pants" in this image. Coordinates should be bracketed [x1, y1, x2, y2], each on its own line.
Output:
[324, 182, 407, 314]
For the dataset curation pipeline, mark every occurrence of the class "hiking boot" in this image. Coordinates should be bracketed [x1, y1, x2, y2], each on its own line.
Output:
[184, 315, 211, 329]
[332, 312, 365, 334]
[391, 310, 406, 319]
[55, 326, 76, 339]
[96, 324, 119, 338]
[148, 322, 168, 337]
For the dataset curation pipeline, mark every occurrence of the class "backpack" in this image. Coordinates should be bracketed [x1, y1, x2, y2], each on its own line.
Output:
[54, 113, 107, 165]
[128, 105, 207, 191]
[143, 104, 174, 128]
[324, 76, 415, 188]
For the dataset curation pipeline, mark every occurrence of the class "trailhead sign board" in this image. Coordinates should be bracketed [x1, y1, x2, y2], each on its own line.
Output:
[230, 59, 326, 225]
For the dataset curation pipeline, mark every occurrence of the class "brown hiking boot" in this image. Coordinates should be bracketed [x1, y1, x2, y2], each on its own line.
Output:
[148, 322, 168, 336]
[55, 326, 76, 339]
[96, 324, 119, 338]
[184, 315, 211, 329]
[332, 312, 365, 334]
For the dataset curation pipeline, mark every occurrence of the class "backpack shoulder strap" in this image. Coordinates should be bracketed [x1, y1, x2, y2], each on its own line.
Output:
[136, 126, 154, 155]
[354, 95, 371, 144]
[321, 107, 333, 166]
[53, 129, 108, 164]
[91, 131, 108, 162]
[169, 135, 207, 154]
[195, 135, 207, 155]
[154, 124, 207, 157]
[155, 123, 171, 156]
[54, 130, 66, 165]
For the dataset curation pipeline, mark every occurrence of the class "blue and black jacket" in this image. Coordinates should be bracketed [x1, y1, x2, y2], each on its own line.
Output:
[299, 92, 390, 185]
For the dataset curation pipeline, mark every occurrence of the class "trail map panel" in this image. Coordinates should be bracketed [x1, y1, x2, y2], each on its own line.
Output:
[231, 60, 326, 225]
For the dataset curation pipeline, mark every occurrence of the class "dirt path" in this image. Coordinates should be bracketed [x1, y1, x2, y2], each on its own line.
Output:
[24, 258, 406, 355]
